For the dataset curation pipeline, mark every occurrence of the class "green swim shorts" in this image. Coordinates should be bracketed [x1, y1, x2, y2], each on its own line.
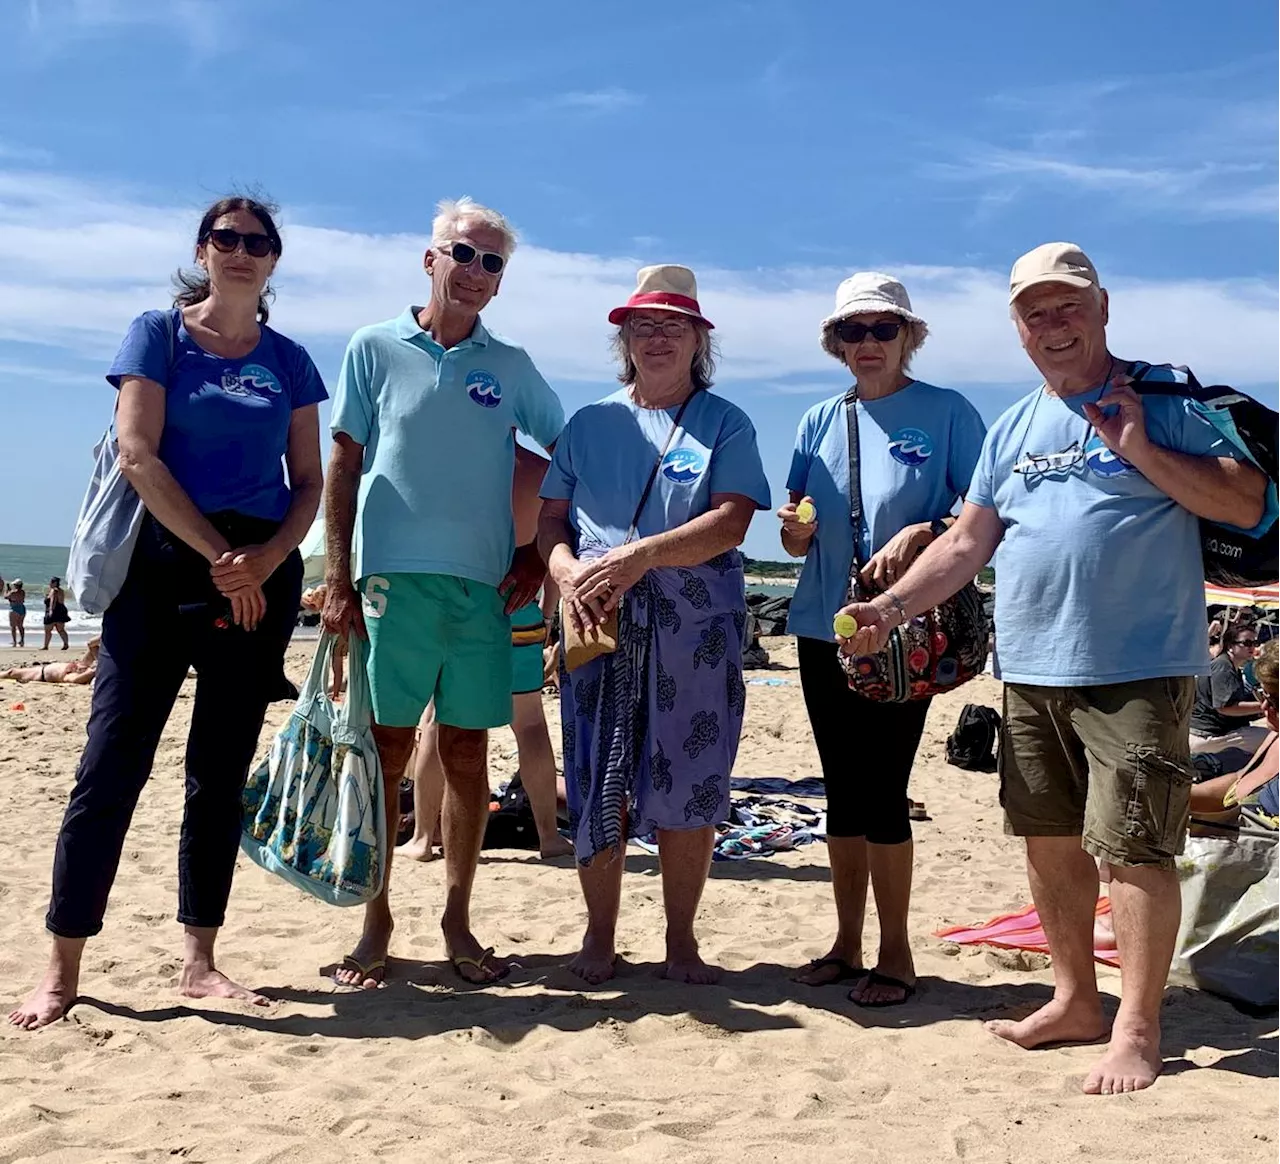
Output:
[360, 572, 512, 730]
[509, 599, 547, 696]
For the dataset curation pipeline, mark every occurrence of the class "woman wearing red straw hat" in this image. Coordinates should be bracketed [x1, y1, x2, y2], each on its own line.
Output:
[539, 265, 772, 985]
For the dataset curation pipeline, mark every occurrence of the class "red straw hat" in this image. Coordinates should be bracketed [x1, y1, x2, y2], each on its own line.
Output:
[608, 264, 714, 329]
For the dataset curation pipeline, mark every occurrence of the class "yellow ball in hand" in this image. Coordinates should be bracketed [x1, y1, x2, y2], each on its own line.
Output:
[832, 613, 858, 639]
[795, 500, 816, 524]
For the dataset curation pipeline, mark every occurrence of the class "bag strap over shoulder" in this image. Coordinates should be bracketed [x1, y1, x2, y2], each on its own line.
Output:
[844, 388, 865, 570]
[623, 388, 700, 545]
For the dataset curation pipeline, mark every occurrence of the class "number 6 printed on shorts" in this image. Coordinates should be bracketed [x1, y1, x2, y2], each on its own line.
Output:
[362, 575, 390, 619]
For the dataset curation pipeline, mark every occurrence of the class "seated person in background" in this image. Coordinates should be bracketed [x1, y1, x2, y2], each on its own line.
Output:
[1, 638, 100, 685]
[1190, 623, 1266, 755]
[1190, 640, 1278, 832]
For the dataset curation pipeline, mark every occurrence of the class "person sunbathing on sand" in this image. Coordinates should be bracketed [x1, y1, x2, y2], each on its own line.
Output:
[1, 638, 100, 684]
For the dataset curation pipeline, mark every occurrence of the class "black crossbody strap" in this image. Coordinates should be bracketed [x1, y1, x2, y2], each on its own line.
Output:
[844, 387, 865, 570]
[624, 389, 699, 545]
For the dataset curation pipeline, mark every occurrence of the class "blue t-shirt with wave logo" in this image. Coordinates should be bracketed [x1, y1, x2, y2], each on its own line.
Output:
[967, 362, 1261, 686]
[541, 388, 771, 555]
[784, 382, 987, 641]
[108, 309, 328, 520]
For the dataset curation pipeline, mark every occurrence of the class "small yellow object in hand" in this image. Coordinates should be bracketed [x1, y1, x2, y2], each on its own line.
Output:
[832, 613, 858, 639]
[794, 500, 816, 524]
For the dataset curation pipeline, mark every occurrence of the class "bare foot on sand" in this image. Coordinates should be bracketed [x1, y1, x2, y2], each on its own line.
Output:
[1083, 1025, 1163, 1095]
[663, 941, 722, 985]
[539, 834, 574, 860]
[568, 933, 617, 985]
[985, 995, 1108, 1049]
[7, 976, 77, 1030]
[180, 966, 268, 1006]
[394, 835, 439, 862]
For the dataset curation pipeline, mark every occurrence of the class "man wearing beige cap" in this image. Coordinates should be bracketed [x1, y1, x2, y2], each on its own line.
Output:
[836, 242, 1269, 1094]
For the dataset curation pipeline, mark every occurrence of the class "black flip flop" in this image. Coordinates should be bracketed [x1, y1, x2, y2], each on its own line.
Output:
[849, 968, 916, 1007]
[795, 956, 868, 985]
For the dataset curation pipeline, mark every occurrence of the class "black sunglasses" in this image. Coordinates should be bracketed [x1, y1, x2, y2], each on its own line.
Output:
[204, 228, 276, 258]
[441, 240, 505, 275]
[834, 319, 902, 344]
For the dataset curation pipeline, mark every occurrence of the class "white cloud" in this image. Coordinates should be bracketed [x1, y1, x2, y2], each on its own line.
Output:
[535, 88, 643, 114]
[0, 168, 1275, 393]
[20, 0, 239, 55]
[934, 78, 1279, 223]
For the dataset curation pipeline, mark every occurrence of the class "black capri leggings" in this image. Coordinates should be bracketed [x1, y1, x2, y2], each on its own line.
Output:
[45, 513, 302, 939]
[797, 635, 931, 845]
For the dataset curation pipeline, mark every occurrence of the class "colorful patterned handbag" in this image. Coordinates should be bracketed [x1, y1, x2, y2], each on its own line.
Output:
[240, 632, 386, 905]
[838, 387, 988, 702]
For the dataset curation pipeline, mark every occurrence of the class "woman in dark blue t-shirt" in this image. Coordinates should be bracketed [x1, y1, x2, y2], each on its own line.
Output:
[10, 196, 327, 1030]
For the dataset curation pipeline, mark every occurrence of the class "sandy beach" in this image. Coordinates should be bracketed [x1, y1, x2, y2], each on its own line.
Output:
[0, 636, 1274, 1163]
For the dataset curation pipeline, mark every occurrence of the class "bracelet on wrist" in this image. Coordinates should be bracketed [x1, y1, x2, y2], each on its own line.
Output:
[883, 589, 909, 626]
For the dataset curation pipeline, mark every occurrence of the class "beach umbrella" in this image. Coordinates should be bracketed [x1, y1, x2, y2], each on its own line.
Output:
[1205, 583, 1279, 610]
[299, 514, 327, 582]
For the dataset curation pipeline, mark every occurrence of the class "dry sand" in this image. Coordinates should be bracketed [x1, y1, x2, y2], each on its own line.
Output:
[0, 637, 1274, 1163]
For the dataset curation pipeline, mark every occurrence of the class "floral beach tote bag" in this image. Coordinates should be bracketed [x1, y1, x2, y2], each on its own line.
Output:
[240, 632, 386, 906]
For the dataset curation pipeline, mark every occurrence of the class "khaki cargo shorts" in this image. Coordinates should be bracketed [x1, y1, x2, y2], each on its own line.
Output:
[998, 676, 1195, 869]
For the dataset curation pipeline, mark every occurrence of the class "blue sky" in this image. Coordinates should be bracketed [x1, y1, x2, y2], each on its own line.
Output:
[1, 0, 1276, 560]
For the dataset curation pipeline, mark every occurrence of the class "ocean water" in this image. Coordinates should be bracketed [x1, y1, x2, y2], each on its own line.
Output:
[0, 543, 102, 645]
[0, 542, 795, 648]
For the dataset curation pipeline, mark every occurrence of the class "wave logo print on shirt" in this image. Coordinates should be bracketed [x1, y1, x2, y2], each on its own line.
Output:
[661, 447, 706, 484]
[1084, 434, 1135, 478]
[466, 369, 502, 408]
[888, 427, 934, 466]
[212, 364, 282, 399]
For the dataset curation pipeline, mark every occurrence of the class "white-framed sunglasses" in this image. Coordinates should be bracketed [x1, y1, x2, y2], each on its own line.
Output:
[438, 240, 505, 275]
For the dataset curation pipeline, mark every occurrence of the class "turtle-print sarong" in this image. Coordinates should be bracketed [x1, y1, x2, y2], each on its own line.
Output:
[560, 551, 749, 864]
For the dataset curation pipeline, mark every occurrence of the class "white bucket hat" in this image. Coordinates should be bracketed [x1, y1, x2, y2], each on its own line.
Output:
[820, 271, 927, 359]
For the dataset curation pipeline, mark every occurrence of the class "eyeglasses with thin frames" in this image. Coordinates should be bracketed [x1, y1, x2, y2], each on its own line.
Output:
[629, 318, 691, 339]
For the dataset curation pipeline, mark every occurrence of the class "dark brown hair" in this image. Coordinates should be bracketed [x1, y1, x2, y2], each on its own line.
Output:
[173, 195, 283, 323]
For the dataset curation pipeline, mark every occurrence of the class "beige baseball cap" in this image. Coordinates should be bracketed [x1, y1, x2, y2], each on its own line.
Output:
[1008, 242, 1100, 305]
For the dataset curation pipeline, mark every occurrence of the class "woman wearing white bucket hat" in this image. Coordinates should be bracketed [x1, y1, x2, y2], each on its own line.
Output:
[778, 272, 987, 1005]
[539, 264, 771, 986]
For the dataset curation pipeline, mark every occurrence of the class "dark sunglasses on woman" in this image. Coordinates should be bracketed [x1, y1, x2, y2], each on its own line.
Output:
[441, 240, 505, 275]
[203, 228, 277, 258]
[835, 319, 903, 344]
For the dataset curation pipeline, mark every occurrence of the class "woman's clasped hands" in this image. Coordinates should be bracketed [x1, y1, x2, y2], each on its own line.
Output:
[209, 543, 279, 632]
[550, 542, 650, 634]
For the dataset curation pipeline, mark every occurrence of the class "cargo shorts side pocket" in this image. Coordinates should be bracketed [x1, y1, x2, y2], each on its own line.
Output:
[1121, 743, 1194, 863]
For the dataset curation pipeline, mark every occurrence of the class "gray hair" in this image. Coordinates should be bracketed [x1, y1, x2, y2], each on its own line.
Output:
[610, 319, 717, 392]
[821, 315, 928, 370]
[430, 196, 519, 258]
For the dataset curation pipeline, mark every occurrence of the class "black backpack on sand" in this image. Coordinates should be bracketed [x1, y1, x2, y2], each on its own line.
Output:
[946, 704, 1001, 772]
[482, 771, 540, 850]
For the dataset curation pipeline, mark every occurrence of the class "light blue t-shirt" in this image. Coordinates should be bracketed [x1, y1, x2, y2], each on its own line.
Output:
[784, 383, 987, 641]
[331, 308, 564, 587]
[968, 363, 1250, 686]
[540, 388, 772, 553]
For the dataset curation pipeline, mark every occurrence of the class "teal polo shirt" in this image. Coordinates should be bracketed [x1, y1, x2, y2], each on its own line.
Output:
[331, 307, 564, 587]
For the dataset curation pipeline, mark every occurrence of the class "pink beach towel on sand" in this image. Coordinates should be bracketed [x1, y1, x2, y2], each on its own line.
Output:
[936, 895, 1120, 967]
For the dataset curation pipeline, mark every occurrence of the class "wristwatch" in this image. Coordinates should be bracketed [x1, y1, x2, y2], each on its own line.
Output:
[928, 518, 950, 538]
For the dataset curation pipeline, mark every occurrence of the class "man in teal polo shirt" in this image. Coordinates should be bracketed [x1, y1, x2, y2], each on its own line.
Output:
[323, 197, 564, 987]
